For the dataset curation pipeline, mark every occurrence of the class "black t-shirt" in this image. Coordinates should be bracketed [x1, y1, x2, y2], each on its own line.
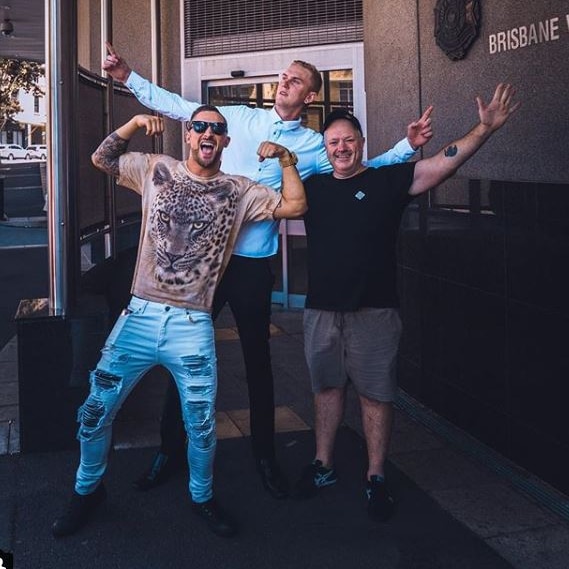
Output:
[303, 163, 416, 311]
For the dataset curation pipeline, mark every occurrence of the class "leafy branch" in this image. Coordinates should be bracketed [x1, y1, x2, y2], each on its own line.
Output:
[0, 58, 45, 132]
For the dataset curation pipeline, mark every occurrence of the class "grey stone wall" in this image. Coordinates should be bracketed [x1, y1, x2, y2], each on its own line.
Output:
[111, 0, 182, 157]
[364, 0, 569, 183]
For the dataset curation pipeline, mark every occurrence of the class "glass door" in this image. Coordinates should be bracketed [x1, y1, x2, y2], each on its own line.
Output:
[207, 68, 354, 131]
[190, 39, 365, 308]
[206, 69, 354, 308]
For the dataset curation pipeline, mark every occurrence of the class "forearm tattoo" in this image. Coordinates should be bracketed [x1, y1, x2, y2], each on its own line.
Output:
[444, 144, 458, 157]
[92, 132, 129, 177]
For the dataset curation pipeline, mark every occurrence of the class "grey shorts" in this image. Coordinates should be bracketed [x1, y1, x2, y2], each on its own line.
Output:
[303, 308, 402, 402]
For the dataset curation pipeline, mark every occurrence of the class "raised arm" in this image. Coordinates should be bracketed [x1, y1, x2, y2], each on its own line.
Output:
[409, 83, 520, 196]
[103, 42, 197, 121]
[256, 141, 306, 219]
[91, 114, 164, 176]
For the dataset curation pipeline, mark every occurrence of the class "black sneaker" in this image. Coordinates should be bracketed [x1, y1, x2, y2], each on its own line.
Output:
[366, 475, 395, 522]
[293, 459, 338, 499]
[52, 483, 107, 537]
[191, 499, 237, 537]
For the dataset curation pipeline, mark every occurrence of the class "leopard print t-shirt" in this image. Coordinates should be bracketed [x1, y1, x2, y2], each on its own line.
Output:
[118, 152, 282, 312]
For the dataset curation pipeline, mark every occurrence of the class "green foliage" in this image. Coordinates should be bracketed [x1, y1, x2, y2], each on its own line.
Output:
[0, 58, 45, 131]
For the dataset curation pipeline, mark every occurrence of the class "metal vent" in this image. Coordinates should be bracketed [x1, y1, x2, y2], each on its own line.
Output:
[184, 0, 363, 58]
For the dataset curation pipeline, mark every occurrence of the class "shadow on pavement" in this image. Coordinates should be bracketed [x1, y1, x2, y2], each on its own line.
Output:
[0, 427, 513, 569]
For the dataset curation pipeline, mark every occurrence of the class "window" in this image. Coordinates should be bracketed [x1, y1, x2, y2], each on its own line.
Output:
[337, 81, 353, 103]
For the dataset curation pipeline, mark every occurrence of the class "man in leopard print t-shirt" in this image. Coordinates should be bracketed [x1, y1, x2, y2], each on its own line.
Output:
[121, 153, 280, 312]
[52, 105, 306, 540]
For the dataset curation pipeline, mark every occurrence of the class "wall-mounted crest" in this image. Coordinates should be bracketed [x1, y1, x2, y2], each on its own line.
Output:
[434, 0, 481, 61]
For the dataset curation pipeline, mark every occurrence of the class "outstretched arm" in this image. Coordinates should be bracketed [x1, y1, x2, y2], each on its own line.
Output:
[365, 106, 434, 168]
[91, 114, 164, 176]
[409, 83, 520, 196]
[103, 42, 197, 121]
[256, 141, 306, 219]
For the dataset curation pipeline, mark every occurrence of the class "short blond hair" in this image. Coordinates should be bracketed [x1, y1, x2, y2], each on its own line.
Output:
[292, 60, 322, 94]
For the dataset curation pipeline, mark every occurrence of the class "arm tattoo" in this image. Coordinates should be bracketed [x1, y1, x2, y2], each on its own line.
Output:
[444, 144, 458, 157]
[92, 132, 129, 177]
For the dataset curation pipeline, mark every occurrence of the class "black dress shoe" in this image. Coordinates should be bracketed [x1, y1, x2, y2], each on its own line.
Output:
[52, 483, 107, 538]
[192, 499, 237, 537]
[256, 457, 289, 499]
[133, 451, 184, 491]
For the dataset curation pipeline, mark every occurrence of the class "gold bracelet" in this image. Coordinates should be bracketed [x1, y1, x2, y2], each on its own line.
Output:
[279, 151, 298, 168]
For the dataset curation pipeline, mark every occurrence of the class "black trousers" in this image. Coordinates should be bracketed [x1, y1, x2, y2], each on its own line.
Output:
[159, 254, 276, 460]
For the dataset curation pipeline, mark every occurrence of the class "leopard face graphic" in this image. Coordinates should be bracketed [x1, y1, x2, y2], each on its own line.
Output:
[149, 162, 239, 293]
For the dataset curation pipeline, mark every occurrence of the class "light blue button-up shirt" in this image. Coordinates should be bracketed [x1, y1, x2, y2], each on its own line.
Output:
[126, 71, 416, 257]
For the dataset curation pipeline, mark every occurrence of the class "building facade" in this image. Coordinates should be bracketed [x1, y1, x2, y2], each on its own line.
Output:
[14, 75, 47, 146]
[0, 75, 46, 147]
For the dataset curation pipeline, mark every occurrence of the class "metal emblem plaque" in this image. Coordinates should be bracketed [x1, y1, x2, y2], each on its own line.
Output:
[434, 0, 481, 61]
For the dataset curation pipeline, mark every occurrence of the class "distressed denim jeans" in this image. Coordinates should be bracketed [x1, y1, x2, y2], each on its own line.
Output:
[75, 296, 217, 503]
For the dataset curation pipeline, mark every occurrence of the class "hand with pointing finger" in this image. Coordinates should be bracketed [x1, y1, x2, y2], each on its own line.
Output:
[407, 105, 434, 151]
[102, 42, 132, 83]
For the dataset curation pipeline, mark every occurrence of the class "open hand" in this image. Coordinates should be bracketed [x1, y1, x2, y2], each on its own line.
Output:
[477, 83, 521, 131]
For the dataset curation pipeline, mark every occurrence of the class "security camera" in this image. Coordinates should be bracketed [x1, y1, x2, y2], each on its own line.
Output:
[1, 19, 14, 37]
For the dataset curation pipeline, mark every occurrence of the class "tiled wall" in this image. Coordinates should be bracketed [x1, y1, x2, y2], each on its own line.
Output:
[397, 178, 569, 494]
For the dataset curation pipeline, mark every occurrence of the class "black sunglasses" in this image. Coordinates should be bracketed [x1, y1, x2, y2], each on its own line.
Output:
[187, 120, 228, 135]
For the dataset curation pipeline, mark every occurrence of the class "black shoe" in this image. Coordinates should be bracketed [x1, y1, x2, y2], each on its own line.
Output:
[191, 499, 237, 537]
[256, 457, 289, 499]
[52, 483, 107, 538]
[366, 475, 395, 522]
[293, 460, 338, 499]
[133, 451, 184, 491]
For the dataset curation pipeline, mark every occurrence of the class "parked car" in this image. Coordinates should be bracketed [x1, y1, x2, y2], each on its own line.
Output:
[0, 144, 28, 160]
[25, 144, 48, 160]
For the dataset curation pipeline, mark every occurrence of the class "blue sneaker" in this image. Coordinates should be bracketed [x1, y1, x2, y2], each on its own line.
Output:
[293, 459, 338, 499]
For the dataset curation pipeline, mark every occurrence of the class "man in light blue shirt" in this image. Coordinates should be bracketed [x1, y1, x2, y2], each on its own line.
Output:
[103, 44, 433, 499]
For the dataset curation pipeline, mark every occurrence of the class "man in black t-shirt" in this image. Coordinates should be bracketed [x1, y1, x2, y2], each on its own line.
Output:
[294, 84, 520, 522]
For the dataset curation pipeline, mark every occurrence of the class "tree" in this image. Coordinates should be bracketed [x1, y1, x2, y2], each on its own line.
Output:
[0, 58, 45, 132]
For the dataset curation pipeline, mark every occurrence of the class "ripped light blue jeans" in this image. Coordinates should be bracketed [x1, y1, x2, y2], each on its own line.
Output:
[75, 296, 217, 503]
